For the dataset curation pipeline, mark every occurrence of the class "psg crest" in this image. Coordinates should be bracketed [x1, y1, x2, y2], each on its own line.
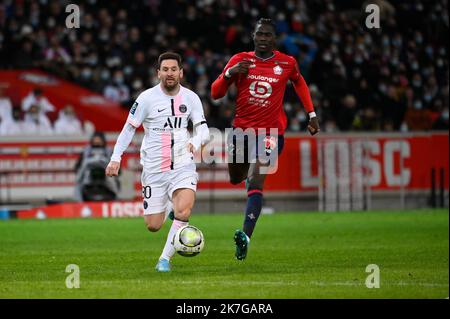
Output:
[179, 104, 187, 113]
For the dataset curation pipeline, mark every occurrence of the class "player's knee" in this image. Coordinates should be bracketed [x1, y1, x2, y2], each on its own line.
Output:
[175, 208, 191, 222]
[146, 222, 162, 232]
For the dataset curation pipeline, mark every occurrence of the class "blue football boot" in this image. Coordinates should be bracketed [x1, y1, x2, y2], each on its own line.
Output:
[155, 258, 171, 272]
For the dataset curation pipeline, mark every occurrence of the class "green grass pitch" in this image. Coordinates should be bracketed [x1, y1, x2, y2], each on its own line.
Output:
[0, 209, 448, 298]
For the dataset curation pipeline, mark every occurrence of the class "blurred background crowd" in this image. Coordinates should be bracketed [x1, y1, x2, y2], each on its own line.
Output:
[0, 0, 448, 134]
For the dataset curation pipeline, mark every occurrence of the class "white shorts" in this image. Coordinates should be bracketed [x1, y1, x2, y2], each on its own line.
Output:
[141, 163, 198, 215]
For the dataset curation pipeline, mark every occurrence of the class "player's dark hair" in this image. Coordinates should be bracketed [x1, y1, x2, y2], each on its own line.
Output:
[255, 18, 276, 33]
[157, 52, 183, 69]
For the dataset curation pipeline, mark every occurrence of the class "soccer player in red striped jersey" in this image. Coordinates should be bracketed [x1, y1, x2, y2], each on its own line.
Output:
[211, 18, 320, 260]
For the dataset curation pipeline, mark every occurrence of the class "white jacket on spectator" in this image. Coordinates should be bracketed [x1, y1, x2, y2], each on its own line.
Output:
[21, 91, 55, 113]
[0, 96, 13, 120]
[54, 106, 84, 135]
[0, 106, 25, 136]
[23, 108, 54, 135]
[0, 119, 25, 136]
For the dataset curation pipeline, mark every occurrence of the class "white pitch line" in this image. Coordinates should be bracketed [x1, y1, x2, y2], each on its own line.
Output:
[174, 280, 299, 286]
[143, 280, 448, 288]
[309, 281, 448, 287]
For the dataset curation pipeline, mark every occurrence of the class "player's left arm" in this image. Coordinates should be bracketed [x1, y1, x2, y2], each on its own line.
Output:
[290, 61, 320, 136]
[188, 94, 210, 152]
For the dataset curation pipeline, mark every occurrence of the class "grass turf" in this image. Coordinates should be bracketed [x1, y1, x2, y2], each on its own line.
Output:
[0, 209, 448, 299]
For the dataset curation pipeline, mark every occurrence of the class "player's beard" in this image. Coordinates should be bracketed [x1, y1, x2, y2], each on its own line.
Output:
[163, 78, 179, 92]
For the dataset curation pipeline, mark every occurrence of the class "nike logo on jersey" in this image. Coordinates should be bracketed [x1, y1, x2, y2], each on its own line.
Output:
[191, 182, 197, 186]
[157, 108, 165, 112]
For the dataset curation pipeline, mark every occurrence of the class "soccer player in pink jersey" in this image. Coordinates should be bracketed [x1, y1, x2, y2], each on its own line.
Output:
[211, 18, 320, 260]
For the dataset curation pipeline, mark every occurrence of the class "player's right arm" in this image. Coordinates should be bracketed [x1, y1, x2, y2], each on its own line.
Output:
[105, 123, 136, 176]
[106, 96, 147, 177]
[211, 54, 251, 100]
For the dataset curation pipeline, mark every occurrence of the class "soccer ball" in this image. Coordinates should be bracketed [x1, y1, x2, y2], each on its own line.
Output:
[173, 225, 205, 257]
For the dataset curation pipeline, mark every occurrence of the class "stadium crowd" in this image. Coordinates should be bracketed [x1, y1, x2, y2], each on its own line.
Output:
[0, 0, 448, 134]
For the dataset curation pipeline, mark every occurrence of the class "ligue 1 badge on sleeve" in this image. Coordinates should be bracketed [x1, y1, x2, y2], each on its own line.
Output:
[273, 65, 283, 75]
[130, 101, 138, 115]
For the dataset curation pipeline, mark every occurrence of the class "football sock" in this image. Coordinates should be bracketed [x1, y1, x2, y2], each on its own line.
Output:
[243, 189, 263, 238]
[160, 218, 188, 261]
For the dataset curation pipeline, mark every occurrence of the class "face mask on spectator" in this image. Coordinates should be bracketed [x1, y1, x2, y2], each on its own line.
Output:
[382, 36, 390, 46]
[353, 68, 361, 78]
[81, 68, 92, 79]
[297, 112, 307, 122]
[132, 80, 143, 90]
[442, 110, 449, 120]
[114, 76, 124, 84]
[413, 101, 423, 110]
[196, 65, 206, 75]
[393, 38, 402, 47]
[415, 35, 423, 44]
[411, 62, 419, 70]
[100, 70, 110, 81]
[378, 83, 387, 94]
[323, 53, 332, 62]
[354, 55, 363, 64]
[331, 34, 340, 43]
[412, 79, 422, 87]
[436, 59, 444, 68]
[47, 18, 56, 29]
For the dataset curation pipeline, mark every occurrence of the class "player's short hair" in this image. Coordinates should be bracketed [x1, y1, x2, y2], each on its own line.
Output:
[255, 18, 276, 34]
[157, 52, 183, 69]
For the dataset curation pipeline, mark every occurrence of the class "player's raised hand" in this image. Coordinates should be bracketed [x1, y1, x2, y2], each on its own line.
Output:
[307, 117, 320, 136]
[228, 60, 252, 76]
[105, 161, 120, 177]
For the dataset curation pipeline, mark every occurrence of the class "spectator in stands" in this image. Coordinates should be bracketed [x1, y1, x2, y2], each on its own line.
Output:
[0, 107, 24, 136]
[404, 100, 434, 131]
[23, 104, 53, 135]
[54, 105, 84, 135]
[21, 88, 55, 117]
[2, 0, 448, 132]
[103, 70, 130, 106]
[432, 106, 449, 130]
[0, 86, 13, 122]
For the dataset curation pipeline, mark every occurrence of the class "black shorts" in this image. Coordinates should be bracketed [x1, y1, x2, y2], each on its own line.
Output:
[227, 128, 285, 164]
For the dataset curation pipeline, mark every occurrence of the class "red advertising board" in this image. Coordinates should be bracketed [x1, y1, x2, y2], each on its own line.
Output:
[0, 133, 448, 204]
[16, 201, 143, 219]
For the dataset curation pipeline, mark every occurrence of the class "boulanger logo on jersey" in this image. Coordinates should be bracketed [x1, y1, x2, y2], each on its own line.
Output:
[249, 81, 272, 99]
